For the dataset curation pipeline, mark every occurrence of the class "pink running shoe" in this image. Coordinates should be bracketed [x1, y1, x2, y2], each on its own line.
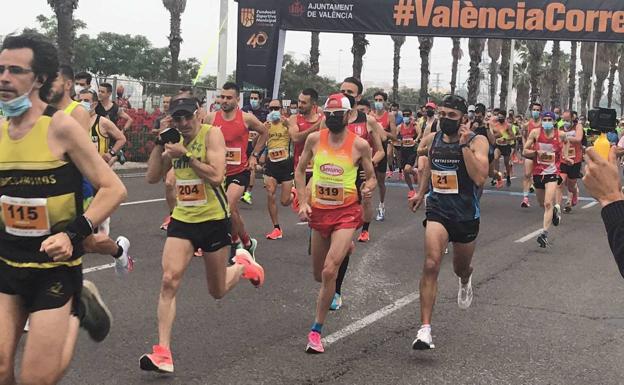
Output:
[305, 331, 324, 354]
[233, 249, 265, 287]
[140, 345, 174, 373]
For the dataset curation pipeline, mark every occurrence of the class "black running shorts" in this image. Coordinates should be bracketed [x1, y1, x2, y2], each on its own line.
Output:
[559, 162, 582, 180]
[167, 218, 232, 253]
[496, 144, 512, 157]
[400, 148, 417, 169]
[533, 174, 562, 189]
[264, 158, 294, 184]
[225, 170, 251, 190]
[424, 214, 480, 244]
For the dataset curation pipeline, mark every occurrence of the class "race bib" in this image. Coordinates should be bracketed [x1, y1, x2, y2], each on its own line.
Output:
[248, 131, 259, 141]
[538, 151, 555, 164]
[268, 147, 288, 162]
[431, 170, 459, 194]
[402, 138, 416, 147]
[225, 147, 242, 165]
[315, 183, 344, 206]
[1, 196, 51, 237]
[176, 179, 207, 206]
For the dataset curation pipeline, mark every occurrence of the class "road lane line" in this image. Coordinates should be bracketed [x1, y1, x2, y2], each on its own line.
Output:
[582, 201, 599, 209]
[514, 229, 543, 243]
[83, 263, 115, 274]
[120, 198, 166, 206]
[323, 291, 420, 346]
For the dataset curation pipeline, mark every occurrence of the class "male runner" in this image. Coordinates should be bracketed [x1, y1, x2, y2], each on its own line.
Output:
[371, 91, 398, 221]
[142, 97, 264, 373]
[0, 33, 126, 384]
[48, 65, 90, 129]
[153, 96, 178, 230]
[205, 82, 268, 258]
[264, 99, 295, 240]
[416, 102, 439, 182]
[398, 108, 420, 197]
[295, 93, 376, 354]
[241, 90, 268, 205]
[523, 111, 570, 248]
[491, 109, 514, 187]
[95, 82, 133, 131]
[521, 102, 543, 207]
[288, 88, 323, 184]
[409, 94, 489, 350]
[559, 110, 583, 213]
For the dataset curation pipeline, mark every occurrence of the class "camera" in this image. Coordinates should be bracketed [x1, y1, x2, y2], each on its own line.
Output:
[159, 127, 181, 144]
[588, 107, 617, 133]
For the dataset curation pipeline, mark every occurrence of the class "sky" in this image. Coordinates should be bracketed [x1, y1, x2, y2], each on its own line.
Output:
[6, 0, 570, 93]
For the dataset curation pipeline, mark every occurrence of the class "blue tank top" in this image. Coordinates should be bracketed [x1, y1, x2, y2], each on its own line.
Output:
[426, 131, 479, 222]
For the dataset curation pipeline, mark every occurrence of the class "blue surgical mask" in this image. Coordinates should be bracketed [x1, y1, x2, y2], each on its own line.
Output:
[374, 101, 384, 111]
[213, 103, 221, 111]
[542, 121, 554, 131]
[250, 99, 259, 109]
[531, 111, 540, 119]
[268, 110, 281, 122]
[290, 108, 298, 115]
[403, 117, 412, 125]
[0, 88, 33, 117]
[80, 101, 92, 111]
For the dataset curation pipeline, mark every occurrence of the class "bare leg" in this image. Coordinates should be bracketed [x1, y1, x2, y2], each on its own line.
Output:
[165, 168, 176, 212]
[279, 180, 294, 206]
[0, 293, 26, 385]
[264, 177, 278, 226]
[226, 183, 248, 242]
[201, 247, 244, 299]
[452, 242, 476, 284]
[419, 221, 449, 326]
[404, 164, 415, 191]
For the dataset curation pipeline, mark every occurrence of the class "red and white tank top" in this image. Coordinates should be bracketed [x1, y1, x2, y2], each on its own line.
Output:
[533, 128, 562, 176]
[400, 122, 417, 148]
[347, 111, 371, 147]
[295, 112, 322, 171]
[214, 109, 249, 176]
[563, 125, 582, 164]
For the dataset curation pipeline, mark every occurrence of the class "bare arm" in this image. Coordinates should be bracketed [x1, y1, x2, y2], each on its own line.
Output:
[295, 132, 319, 210]
[71, 106, 91, 133]
[100, 117, 126, 153]
[416, 133, 435, 196]
[568, 124, 584, 144]
[355, 137, 377, 195]
[386, 112, 398, 141]
[367, 116, 385, 165]
[461, 133, 490, 187]
[146, 144, 172, 184]
[118, 109, 133, 131]
[417, 131, 435, 157]
[245, 112, 268, 155]
[523, 130, 538, 159]
[190, 126, 226, 187]
[288, 114, 323, 143]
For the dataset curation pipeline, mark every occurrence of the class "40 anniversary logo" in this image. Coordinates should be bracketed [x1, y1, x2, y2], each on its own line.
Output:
[247, 31, 269, 48]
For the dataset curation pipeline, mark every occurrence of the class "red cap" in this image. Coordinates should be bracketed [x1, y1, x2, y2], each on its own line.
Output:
[425, 102, 437, 109]
[324, 93, 352, 110]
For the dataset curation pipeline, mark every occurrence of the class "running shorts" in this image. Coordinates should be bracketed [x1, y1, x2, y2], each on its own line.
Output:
[167, 218, 232, 253]
[496, 144, 512, 157]
[400, 148, 417, 169]
[264, 158, 294, 184]
[225, 170, 251, 189]
[559, 162, 582, 180]
[424, 214, 480, 244]
[374, 141, 388, 174]
[310, 204, 363, 239]
[532, 174, 563, 189]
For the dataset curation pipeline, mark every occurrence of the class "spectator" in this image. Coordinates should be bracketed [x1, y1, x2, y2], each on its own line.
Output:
[242, 90, 268, 123]
[116, 84, 132, 109]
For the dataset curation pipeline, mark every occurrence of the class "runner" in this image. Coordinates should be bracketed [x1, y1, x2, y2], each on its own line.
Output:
[48, 65, 90, 129]
[264, 99, 295, 240]
[521, 102, 543, 208]
[471, 103, 497, 199]
[95, 82, 133, 132]
[153, 95, 177, 230]
[523, 111, 571, 248]
[371, 91, 398, 222]
[205, 82, 268, 258]
[74, 71, 93, 95]
[241, 90, 268, 205]
[288, 88, 323, 185]
[0, 33, 126, 384]
[398, 108, 420, 197]
[142, 97, 264, 373]
[409, 94, 489, 350]
[416, 102, 439, 183]
[491, 109, 514, 187]
[559, 110, 583, 213]
[295, 93, 376, 354]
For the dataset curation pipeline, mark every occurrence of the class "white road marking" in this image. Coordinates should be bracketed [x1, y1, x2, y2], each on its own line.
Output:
[582, 201, 599, 209]
[83, 263, 115, 274]
[120, 198, 166, 206]
[514, 228, 543, 243]
[323, 291, 420, 346]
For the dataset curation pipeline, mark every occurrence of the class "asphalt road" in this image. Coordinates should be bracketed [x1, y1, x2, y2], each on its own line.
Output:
[43, 165, 624, 385]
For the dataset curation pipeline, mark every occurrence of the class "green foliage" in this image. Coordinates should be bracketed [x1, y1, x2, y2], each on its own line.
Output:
[278, 54, 340, 100]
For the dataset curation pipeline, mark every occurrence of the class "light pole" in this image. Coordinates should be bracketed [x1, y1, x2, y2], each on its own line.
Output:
[338, 49, 344, 81]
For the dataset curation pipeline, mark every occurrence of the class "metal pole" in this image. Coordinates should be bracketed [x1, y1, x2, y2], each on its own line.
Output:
[216, 0, 228, 89]
[506, 39, 515, 111]
[590, 41, 598, 108]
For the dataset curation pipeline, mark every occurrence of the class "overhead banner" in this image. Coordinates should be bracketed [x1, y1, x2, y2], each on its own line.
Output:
[237, 0, 624, 96]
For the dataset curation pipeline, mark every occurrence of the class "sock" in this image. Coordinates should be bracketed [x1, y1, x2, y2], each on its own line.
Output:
[112, 244, 123, 259]
[379, 202, 384, 209]
[335, 255, 350, 295]
[274, 224, 281, 230]
[241, 233, 251, 248]
[421, 324, 431, 330]
[362, 222, 370, 232]
[311, 322, 323, 334]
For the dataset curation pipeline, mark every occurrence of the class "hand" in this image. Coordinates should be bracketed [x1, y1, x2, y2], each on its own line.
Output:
[361, 183, 374, 200]
[248, 155, 258, 170]
[409, 192, 424, 212]
[163, 142, 187, 158]
[298, 202, 312, 222]
[459, 125, 475, 146]
[583, 147, 624, 207]
[40, 233, 73, 262]
[159, 115, 173, 130]
[102, 153, 112, 163]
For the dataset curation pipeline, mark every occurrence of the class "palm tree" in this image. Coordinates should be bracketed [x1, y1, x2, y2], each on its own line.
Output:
[467, 38, 485, 105]
[549, 41, 562, 109]
[606, 44, 620, 108]
[391, 35, 406, 102]
[619, 45, 624, 115]
[579, 42, 594, 114]
[47, 0, 78, 66]
[351, 33, 369, 80]
[568, 41, 577, 111]
[592, 43, 610, 107]
[526, 41, 546, 103]
[487, 39, 502, 109]
[499, 40, 511, 110]
[514, 60, 531, 114]
[450, 38, 462, 95]
[163, 0, 187, 81]
[310, 32, 320, 75]
[418, 37, 434, 105]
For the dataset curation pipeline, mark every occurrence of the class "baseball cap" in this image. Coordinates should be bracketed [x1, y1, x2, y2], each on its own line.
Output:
[324, 93, 352, 110]
[168, 98, 198, 116]
[542, 111, 556, 119]
[468, 105, 476, 112]
[440, 94, 468, 114]
[425, 102, 437, 109]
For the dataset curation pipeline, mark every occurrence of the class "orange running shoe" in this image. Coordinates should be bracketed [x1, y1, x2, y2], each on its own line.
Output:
[290, 187, 300, 213]
[266, 228, 283, 240]
[233, 249, 265, 287]
[407, 190, 416, 199]
[358, 230, 370, 243]
[140, 345, 174, 373]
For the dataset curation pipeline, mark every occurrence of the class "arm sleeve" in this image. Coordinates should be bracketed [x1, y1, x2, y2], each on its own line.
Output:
[601, 200, 624, 279]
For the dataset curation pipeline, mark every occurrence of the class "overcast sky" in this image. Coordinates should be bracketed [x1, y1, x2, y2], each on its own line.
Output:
[7, 0, 568, 92]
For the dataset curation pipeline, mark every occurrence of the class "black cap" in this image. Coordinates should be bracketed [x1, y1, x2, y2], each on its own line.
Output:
[441, 94, 468, 114]
[475, 103, 486, 114]
[168, 98, 198, 116]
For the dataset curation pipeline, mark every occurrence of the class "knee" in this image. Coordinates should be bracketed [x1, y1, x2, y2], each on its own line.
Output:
[404, 165, 412, 174]
[321, 264, 339, 283]
[280, 197, 290, 206]
[423, 257, 441, 275]
[208, 286, 226, 300]
[543, 201, 552, 210]
[161, 271, 182, 294]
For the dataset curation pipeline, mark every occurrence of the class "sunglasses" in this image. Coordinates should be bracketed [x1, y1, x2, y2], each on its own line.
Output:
[172, 114, 193, 122]
[0, 65, 33, 75]
[324, 110, 347, 119]
[269, 106, 281, 111]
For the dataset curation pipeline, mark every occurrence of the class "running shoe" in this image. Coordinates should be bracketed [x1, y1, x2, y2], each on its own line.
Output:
[241, 191, 253, 205]
[329, 293, 342, 311]
[290, 187, 300, 213]
[117, 150, 127, 165]
[305, 331, 324, 354]
[244, 237, 258, 260]
[457, 275, 473, 309]
[564, 199, 572, 213]
[375, 206, 386, 221]
[506, 177, 511, 187]
[552, 204, 561, 226]
[386, 170, 393, 179]
[537, 233, 549, 248]
[266, 228, 283, 240]
[412, 327, 435, 350]
[495, 172, 504, 189]
[140, 345, 174, 373]
[407, 190, 416, 199]
[114, 236, 134, 275]
[233, 249, 265, 287]
[521, 197, 530, 208]
[490, 178, 496, 187]
[571, 193, 578, 207]
[358, 230, 370, 243]
[529, 185, 535, 194]
[160, 215, 171, 231]
[80, 280, 112, 342]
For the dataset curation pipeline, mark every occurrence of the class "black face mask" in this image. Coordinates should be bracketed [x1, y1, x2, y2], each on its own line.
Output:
[497, 116, 506, 123]
[440, 118, 460, 136]
[475, 116, 483, 124]
[426, 109, 435, 118]
[325, 114, 346, 133]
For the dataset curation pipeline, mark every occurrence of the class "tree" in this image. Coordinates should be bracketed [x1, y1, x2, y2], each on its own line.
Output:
[579, 42, 594, 114]
[279, 54, 339, 100]
[568, 41, 577, 111]
[467, 38, 485, 105]
[351, 33, 369, 79]
[391, 35, 406, 102]
[549, 41, 562, 109]
[593, 43, 610, 107]
[47, 0, 78, 65]
[418, 37, 434, 105]
[514, 60, 531, 114]
[487, 39, 502, 109]
[310, 32, 320, 75]
[526, 41, 546, 103]
[162, 0, 187, 81]
[499, 39, 511, 110]
[606, 44, 620, 108]
[450, 38, 462, 95]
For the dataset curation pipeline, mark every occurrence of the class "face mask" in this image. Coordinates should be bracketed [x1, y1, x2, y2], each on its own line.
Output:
[374, 101, 384, 111]
[403, 117, 412, 125]
[554, 113, 560, 120]
[213, 103, 221, 111]
[542, 121, 554, 131]
[468, 112, 475, 120]
[497, 116, 506, 123]
[475, 116, 483, 124]
[80, 101, 92, 111]
[290, 108, 298, 115]
[325, 114, 346, 133]
[563, 122, 572, 130]
[440, 117, 460, 136]
[531, 111, 540, 119]
[250, 99, 259, 109]
[75, 85, 86, 95]
[268, 111, 281, 122]
[426, 109, 435, 118]
[0, 85, 33, 117]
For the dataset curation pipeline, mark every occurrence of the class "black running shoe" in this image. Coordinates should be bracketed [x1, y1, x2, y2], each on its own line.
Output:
[80, 280, 112, 342]
[552, 205, 561, 227]
[537, 233, 549, 248]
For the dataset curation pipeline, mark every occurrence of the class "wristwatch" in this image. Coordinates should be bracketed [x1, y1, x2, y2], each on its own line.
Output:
[252, 152, 260, 159]
[108, 149, 116, 157]
[181, 151, 192, 163]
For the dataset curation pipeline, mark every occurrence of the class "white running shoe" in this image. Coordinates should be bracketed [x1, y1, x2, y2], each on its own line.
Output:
[457, 275, 473, 309]
[412, 326, 435, 350]
[114, 236, 133, 275]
